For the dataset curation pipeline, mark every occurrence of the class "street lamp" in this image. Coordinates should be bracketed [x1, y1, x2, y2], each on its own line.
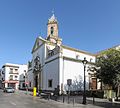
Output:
[82, 57, 88, 104]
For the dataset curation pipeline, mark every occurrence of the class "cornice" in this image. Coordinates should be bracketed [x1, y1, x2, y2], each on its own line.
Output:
[2, 65, 19, 68]
[62, 45, 95, 56]
[63, 56, 95, 65]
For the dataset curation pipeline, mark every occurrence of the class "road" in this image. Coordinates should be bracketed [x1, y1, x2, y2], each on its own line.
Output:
[0, 89, 64, 108]
[0, 89, 120, 108]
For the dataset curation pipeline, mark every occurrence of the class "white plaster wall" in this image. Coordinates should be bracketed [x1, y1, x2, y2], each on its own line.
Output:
[62, 48, 95, 63]
[5, 67, 9, 81]
[19, 65, 27, 76]
[59, 47, 96, 92]
[44, 58, 59, 90]
[62, 59, 90, 91]
[19, 65, 28, 82]
[59, 57, 63, 93]
[31, 39, 96, 92]
[27, 69, 34, 89]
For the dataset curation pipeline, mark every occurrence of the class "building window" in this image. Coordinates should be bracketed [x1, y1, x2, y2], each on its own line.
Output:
[15, 69, 18, 73]
[10, 68, 13, 73]
[15, 69, 18, 71]
[51, 27, 54, 35]
[76, 55, 79, 59]
[48, 50, 54, 58]
[23, 83, 25, 87]
[15, 76, 18, 80]
[2, 78, 4, 81]
[24, 70, 26, 72]
[15, 76, 18, 78]
[9, 75, 13, 80]
[48, 79, 52, 88]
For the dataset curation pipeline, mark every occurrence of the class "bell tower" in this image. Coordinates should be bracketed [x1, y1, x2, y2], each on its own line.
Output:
[47, 13, 62, 45]
[47, 14, 58, 37]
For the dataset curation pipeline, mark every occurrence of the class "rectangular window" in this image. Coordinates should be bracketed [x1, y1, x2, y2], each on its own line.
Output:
[48, 79, 52, 88]
[9, 75, 13, 80]
[15, 69, 18, 71]
[23, 76, 25, 79]
[76, 55, 79, 59]
[10, 68, 13, 73]
[15, 69, 18, 72]
[15, 76, 18, 78]
[14, 69, 19, 74]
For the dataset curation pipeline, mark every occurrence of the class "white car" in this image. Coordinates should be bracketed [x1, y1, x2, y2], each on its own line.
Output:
[3, 87, 15, 93]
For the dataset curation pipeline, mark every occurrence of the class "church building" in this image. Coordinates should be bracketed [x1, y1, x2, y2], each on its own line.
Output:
[27, 14, 98, 94]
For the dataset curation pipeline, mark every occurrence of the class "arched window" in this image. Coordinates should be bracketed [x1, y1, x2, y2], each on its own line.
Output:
[51, 27, 54, 35]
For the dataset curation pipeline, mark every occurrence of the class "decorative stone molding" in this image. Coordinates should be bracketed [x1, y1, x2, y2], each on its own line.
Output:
[33, 56, 41, 73]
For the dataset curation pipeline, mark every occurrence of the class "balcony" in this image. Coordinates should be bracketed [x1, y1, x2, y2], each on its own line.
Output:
[9, 71, 18, 74]
[9, 71, 13, 74]
[9, 78, 13, 80]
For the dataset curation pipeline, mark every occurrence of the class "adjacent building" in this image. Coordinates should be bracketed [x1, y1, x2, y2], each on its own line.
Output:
[27, 14, 97, 94]
[1, 63, 27, 90]
[0, 69, 2, 88]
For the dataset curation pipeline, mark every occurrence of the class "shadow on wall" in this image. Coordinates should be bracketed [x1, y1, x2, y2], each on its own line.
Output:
[64, 75, 89, 92]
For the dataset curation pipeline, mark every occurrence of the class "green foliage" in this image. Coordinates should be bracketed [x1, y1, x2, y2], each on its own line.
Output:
[96, 48, 120, 89]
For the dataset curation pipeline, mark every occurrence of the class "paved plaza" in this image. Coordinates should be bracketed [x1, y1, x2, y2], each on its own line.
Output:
[0, 89, 120, 108]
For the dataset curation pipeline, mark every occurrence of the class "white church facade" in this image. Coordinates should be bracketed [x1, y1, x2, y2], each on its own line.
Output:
[27, 14, 98, 93]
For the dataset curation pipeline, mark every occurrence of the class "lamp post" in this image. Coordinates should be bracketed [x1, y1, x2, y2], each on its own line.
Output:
[82, 57, 88, 104]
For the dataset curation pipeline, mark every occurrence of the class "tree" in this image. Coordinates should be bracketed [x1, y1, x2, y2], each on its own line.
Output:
[96, 48, 120, 98]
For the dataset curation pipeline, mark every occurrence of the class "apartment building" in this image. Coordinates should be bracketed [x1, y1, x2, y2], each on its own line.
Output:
[1, 63, 27, 89]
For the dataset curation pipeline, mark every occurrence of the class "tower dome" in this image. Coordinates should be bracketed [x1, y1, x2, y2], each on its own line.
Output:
[48, 13, 57, 23]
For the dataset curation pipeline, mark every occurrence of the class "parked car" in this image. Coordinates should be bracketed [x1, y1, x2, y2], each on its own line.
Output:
[3, 87, 15, 93]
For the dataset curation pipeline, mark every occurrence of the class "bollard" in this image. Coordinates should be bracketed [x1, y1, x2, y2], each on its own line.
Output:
[48, 94, 50, 100]
[112, 98, 115, 103]
[33, 87, 37, 97]
[93, 96, 95, 104]
[68, 93, 70, 104]
[92, 91, 95, 104]
[73, 98, 75, 106]
[63, 95, 65, 103]
[55, 95, 57, 101]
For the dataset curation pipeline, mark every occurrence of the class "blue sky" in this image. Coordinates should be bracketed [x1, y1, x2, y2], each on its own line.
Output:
[0, 0, 120, 67]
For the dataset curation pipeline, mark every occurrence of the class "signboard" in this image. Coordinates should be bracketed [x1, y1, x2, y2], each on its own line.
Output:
[67, 79, 72, 86]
